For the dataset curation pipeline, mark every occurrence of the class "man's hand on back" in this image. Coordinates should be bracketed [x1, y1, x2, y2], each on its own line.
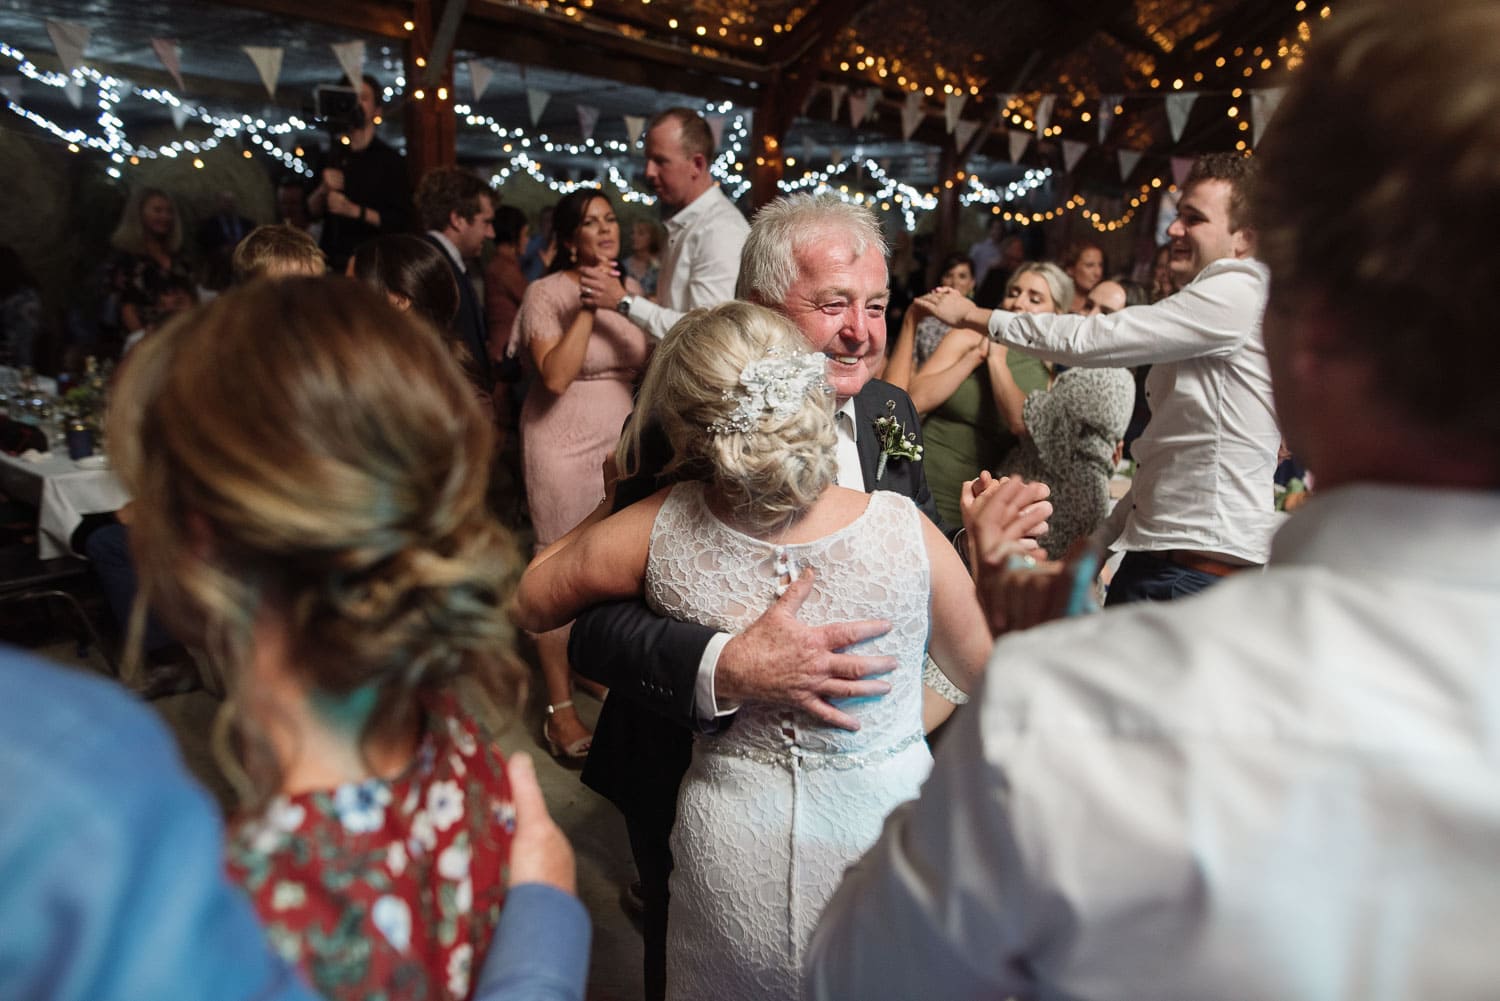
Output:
[715, 568, 896, 732]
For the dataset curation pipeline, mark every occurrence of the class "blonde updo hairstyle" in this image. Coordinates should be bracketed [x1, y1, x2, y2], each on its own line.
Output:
[618, 301, 836, 535]
[108, 278, 523, 806]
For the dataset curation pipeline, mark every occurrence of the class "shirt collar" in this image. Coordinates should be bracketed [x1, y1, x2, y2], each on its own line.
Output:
[664, 184, 723, 235]
[427, 230, 465, 272]
[835, 397, 858, 440]
[1270, 483, 1500, 588]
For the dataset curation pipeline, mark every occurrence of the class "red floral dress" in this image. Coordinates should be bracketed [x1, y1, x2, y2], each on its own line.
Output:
[225, 699, 515, 1001]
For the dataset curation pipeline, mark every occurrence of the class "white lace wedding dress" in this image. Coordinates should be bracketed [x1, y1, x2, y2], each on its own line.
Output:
[649, 482, 933, 1001]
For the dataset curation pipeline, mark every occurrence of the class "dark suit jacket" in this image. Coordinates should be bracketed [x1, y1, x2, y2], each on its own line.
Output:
[570, 378, 939, 828]
[422, 234, 495, 392]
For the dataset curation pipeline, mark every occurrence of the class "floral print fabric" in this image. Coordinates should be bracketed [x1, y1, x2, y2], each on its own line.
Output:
[226, 699, 515, 1001]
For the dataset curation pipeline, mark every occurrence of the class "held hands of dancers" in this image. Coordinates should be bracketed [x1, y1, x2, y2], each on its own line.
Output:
[914, 284, 990, 331]
[575, 260, 642, 312]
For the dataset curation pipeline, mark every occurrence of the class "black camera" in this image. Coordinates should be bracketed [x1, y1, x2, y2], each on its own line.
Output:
[311, 85, 365, 135]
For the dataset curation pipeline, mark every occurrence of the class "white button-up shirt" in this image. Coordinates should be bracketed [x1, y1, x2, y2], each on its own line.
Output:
[809, 483, 1500, 1000]
[987, 257, 1280, 563]
[626, 185, 749, 341]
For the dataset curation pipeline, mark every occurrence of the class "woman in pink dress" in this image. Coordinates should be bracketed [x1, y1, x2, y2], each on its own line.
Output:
[513, 187, 652, 759]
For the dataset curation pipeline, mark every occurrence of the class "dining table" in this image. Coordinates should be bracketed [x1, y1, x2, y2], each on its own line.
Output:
[0, 449, 129, 559]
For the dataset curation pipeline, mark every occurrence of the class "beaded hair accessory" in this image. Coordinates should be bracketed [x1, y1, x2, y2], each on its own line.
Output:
[706, 350, 830, 434]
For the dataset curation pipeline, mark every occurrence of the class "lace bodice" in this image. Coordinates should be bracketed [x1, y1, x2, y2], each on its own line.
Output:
[646, 482, 930, 759]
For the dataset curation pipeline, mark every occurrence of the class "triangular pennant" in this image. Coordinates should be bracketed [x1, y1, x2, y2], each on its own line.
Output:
[993, 94, 1014, 121]
[828, 84, 847, 121]
[1164, 91, 1198, 142]
[151, 38, 185, 93]
[847, 88, 869, 128]
[63, 77, 83, 109]
[623, 114, 645, 145]
[944, 92, 966, 133]
[331, 41, 365, 90]
[1118, 148, 1143, 181]
[900, 91, 924, 141]
[954, 119, 980, 151]
[1008, 128, 1031, 163]
[0, 76, 20, 103]
[242, 46, 283, 99]
[706, 114, 725, 150]
[46, 20, 89, 75]
[1034, 94, 1056, 136]
[526, 88, 550, 124]
[1251, 87, 1287, 146]
[1098, 95, 1120, 144]
[576, 104, 599, 141]
[1171, 155, 1194, 188]
[170, 102, 189, 130]
[830, 147, 844, 167]
[1062, 138, 1088, 173]
[468, 61, 494, 101]
[799, 85, 816, 116]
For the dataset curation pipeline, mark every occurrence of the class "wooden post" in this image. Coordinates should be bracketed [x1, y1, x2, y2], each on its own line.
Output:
[931, 138, 961, 287]
[404, 0, 456, 184]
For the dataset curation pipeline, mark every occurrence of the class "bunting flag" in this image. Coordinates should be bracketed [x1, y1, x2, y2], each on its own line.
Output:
[800, 83, 817, 116]
[706, 113, 725, 150]
[468, 61, 493, 101]
[1251, 87, 1287, 145]
[900, 91, 924, 141]
[525, 88, 550, 124]
[830, 147, 844, 167]
[45, 20, 89, 75]
[828, 83, 847, 121]
[1171, 155, 1195, 187]
[1098, 95, 1120, 143]
[243, 46, 283, 98]
[1007, 128, 1031, 164]
[623, 113, 645, 145]
[1118, 148, 1143, 181]
[944, 92, 966, 133]
[1062, 138, 1089, 173]
[0, 76, 20, 103]
[1033, 94, 1056, 136]
[170, 102, 190, 130]
[151, 38, 185, 92]
[576, 103, 599, 141]
[63, 77, 83, 109]
[954, 118, 980, 151]
[331, 41, 365, 88]
[993, 94, 1014, 121]
[1164, 91, 1198, 142]
[847, 88, 869, 128]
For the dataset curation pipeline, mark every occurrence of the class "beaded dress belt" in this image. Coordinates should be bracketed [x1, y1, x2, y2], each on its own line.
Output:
[698, 731, 925, 771]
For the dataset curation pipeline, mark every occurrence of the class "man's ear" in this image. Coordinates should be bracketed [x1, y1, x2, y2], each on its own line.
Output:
[1232, 226, 1257, 259]
[691, 152, 709, 176]
[448, 209, 467, 234]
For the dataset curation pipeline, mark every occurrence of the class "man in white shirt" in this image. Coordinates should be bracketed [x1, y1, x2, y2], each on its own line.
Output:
[807, 1, 1500, 996]
[923, 153, 1280, 605]
[580, 108, 748, 339]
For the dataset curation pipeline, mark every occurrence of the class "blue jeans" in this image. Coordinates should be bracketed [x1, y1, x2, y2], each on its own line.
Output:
[84, 523, 176, 652]
[1105, 551, 1220, 607]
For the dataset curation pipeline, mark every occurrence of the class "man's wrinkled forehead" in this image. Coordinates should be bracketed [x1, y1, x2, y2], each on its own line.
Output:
[792, 232, 889, 296]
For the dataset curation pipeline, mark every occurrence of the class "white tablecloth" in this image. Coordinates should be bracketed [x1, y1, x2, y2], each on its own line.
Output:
[0, 451, 129, 559]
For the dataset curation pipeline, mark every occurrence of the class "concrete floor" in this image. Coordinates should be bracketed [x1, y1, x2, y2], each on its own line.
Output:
[26, 634, 646, 1001]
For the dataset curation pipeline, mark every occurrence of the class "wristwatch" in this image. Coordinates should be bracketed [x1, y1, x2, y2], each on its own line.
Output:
[616, 295, 633, 318]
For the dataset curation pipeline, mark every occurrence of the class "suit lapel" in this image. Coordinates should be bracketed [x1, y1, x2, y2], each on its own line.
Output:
[852, 384, 883, 492]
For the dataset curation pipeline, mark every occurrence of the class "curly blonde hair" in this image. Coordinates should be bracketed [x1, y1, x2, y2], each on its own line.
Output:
[108, 278, 522, 805]
[619, 301, 837, 534]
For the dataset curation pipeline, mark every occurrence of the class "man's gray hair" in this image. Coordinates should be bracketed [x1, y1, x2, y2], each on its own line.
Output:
[737, 194, 889, 306]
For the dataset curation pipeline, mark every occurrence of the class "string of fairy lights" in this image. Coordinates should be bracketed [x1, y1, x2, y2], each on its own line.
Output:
[1, 0, 1329, 234]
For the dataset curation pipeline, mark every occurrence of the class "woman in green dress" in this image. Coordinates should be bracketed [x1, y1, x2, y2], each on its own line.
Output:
[905, 262, 1072, 527]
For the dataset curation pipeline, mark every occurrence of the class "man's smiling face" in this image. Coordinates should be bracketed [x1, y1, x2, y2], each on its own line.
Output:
[777, 238, 889, 403]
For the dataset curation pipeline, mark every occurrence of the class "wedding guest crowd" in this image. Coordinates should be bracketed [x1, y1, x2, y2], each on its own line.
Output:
[9, 4, 1500, 998]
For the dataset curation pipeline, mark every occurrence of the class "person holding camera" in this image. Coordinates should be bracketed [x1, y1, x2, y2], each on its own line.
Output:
[309, 74, 412, 270]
